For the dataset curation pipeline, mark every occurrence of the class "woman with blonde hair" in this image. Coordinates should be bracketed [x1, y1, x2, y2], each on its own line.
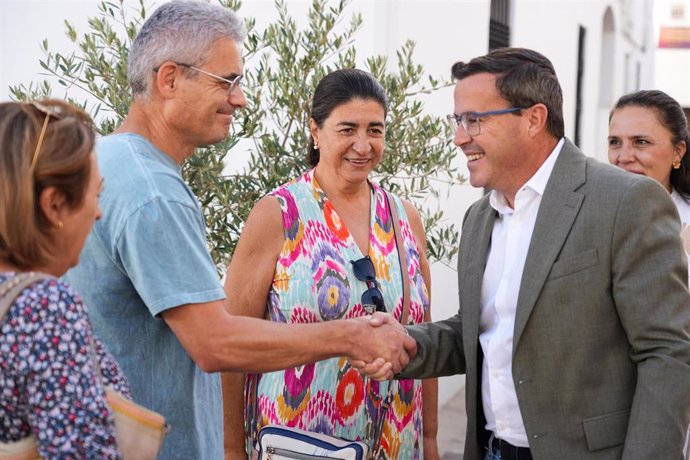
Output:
[0, 100, 130, 457]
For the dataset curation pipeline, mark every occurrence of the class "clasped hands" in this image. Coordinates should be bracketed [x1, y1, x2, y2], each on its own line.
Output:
[348, 312, 417, 380]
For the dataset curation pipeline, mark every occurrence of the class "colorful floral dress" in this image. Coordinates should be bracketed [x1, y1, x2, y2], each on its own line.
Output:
[0, 273, 131, 458]
[248, 169, 430, 459]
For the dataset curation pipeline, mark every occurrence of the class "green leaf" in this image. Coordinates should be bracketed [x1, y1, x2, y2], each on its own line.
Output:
[11, 0, 464, 274]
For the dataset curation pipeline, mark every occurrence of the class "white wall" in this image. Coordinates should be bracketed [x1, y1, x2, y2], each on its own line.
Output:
[0, 1, 101, 101]
[654, 0, 690, 107]
[234, 0, 484, 403]
[512, 0, 655, 161]
[0, 0, 658, 406]
[1, 0, 478, 405]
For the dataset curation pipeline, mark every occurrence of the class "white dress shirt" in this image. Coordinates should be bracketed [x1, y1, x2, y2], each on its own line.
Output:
[671, 189, 690, 287]
[479, 138, 564, 446]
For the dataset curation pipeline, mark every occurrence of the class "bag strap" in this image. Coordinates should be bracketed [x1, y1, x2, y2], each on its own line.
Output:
[0, 272, 52, 323]
[0, 274, 109, 386]
[0, 272, 108, 392]
[384, 190, 410, 325]
[0, 273, 53, 460]
[248, 190, 410, 458]
[365, 190, 412, 458]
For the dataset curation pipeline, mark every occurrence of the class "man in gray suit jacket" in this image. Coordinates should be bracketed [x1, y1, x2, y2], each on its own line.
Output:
[362, 48, 690, 459]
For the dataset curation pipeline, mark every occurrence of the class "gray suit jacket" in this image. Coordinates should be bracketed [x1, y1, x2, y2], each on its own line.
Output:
[404, 140, 690, 459]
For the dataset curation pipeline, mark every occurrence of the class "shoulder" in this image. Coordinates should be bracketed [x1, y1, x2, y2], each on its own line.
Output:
[401, 198, 427, 252]
[396, 196, 422, 227]
[672, 190, 690, 222]
[12, 276, 83, 308]
[249, 194, 283, 221]
[584, 155, 640, 185]
[266, 172, 316, 222]
[464, 193, 492, 222]
[96, 132, 131, 154]
[584, 158, 670, 206]
[95, 140, 201, 239]
[229, 195, 284, 277]
[270, 171, 311, 197]
[97, 133, 192, 208]
[555, 146, 667, 210]
[0, 275, 88, 340]
[32, 277, 86, 312]
[376, 187, 427, 247]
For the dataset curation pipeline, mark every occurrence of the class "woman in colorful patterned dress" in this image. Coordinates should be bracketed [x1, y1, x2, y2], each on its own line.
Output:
[0, 100, 130, 458]
[224, 69, 438, 459]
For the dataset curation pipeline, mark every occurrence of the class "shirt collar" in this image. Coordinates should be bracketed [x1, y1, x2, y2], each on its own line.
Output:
[490, 137, 565, 213]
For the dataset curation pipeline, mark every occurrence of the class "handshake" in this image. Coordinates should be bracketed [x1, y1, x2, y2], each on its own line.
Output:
[347, 312, 417, 380]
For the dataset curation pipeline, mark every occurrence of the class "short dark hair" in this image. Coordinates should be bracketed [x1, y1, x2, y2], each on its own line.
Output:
[611, 90, 690, 197]
[451, 47, 564, 139]
[307, 69, 388, 166]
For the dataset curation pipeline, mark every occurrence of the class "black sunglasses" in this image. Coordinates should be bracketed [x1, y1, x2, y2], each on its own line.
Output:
[350, 256, 386, 314]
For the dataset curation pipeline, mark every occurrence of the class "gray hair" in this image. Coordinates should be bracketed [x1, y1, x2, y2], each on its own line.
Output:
[128, 1, 246, 98]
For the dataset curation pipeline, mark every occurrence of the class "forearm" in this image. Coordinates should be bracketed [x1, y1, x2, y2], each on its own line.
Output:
[167, 300, 414, 374]
[422, 377, 439, 459]
[422, 377, 439, 439]
[622, 359, 690, 458]
[205, 316, 361, 372]
[401, 316, 465, 379]
[222, 372, 249, 459]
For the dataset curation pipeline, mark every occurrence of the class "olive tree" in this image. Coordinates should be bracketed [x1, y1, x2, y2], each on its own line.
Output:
[10, 0, 463, 271]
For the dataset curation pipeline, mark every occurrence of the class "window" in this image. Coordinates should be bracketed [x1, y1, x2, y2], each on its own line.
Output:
[489, 0, 511, 50]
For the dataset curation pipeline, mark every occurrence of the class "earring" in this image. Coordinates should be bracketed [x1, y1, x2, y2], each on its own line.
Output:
[673, 158, 682, 169]
[54, 221, 63, 231]
[314, 140, 319, 150]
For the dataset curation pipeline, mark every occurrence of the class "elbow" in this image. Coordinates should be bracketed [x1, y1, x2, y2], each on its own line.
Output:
[197, 357, 224, 373]
[188, 348, 226, 373]
[187, 340, 251, 373]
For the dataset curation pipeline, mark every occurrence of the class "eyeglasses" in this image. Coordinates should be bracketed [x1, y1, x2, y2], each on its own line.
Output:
[446, 107, 524, 137]
[350, 256, 386, 314]
[154, 62, 243, 96]
[27, 101, 65, 172]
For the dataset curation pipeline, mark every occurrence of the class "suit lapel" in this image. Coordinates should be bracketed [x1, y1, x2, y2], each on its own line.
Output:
[461, 197, 496, 351]
[513, 140, 587, 349]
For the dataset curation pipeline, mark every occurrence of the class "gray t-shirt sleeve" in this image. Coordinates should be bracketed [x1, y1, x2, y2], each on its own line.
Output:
[117, 196, 225, 316]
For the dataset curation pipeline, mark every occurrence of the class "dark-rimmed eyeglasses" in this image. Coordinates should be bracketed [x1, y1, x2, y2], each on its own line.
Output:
[153, 62, 243, 97]
[351, 256, 386, 314]
[446, 107, 524, 136]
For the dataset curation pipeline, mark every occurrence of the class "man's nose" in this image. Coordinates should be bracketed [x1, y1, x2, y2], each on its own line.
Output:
[453, 124, 472, 148]
[229, 86, 247, 108]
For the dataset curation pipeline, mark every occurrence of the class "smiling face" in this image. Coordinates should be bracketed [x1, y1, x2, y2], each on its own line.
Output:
[310, 98, 386, 186]
[451, 73, 532, 199]
[171, 37, 247, 150]
[608, 105, 685, 192]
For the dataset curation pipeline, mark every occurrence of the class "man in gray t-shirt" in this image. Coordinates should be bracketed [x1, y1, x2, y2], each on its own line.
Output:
[66, 2, 416, 459]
